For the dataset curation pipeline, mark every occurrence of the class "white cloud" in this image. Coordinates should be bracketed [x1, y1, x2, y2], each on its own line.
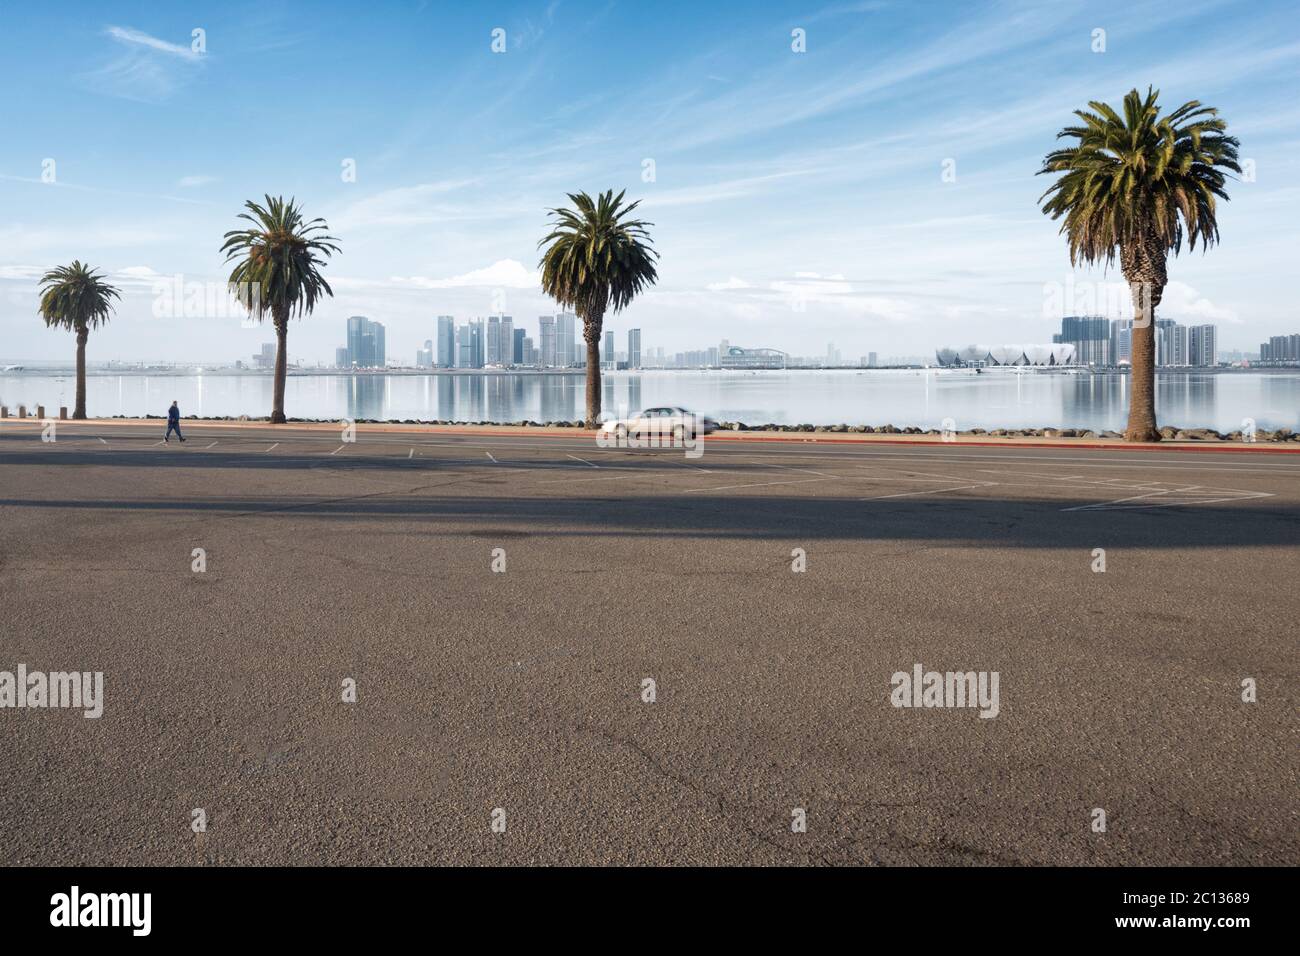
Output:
[106, 26, 201, 59]
[706, 276, 750, 291]
[1161, 281, 1242, 325]
[177, 175, 216, 188]
[391, 259, 540, 290]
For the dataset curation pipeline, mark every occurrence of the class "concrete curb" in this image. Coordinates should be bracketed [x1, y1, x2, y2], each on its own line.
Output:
[3, 417, 1298, 454]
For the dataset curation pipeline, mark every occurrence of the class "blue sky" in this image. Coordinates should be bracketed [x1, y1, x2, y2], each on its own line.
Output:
[2, 0, 1298, 364]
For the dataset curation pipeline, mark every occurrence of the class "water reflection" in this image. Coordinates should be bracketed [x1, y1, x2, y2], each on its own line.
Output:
[3, 370, 1297, 432]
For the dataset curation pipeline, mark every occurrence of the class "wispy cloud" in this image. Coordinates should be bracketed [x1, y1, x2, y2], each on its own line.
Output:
[81, 25, 206, 102]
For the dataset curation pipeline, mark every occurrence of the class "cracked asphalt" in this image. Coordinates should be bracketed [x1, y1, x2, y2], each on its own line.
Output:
[1, 421, 1297, 865]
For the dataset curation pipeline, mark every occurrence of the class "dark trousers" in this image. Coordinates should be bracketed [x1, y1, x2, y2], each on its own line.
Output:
[166, 421, 183, 440]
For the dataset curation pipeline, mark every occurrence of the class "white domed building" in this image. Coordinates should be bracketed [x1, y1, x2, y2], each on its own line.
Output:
[934, 344, 1076, 367]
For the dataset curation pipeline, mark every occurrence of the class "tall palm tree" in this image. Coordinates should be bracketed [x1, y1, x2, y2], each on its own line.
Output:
[38, 261, 120, 420]
[538, 189, 658, 428]
[1038, 87, 1238, 441]
[221, 195, 340, 423]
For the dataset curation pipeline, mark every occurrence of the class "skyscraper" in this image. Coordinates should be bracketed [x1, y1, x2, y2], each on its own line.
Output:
[513, 328, 525, 365]
[1189, 324, 1217, 367]
[556, 313, 575, 367]
[344, 316, 385, 367]
[437, 316, 456, 367]
[500, 315, 513, 366]
[603, 329, 614, 369]
[628, 328, 641, 369]
[1055, 316, 1110, 366]
[486, 315, 501, 365]
[1156, 319, 1188, 367]
[1109, 319, 1132, 366]
[539, 315, 557, 367]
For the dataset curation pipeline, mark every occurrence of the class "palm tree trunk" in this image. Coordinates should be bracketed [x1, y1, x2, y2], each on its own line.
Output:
[1122, 234, 1166, 443]
[272, 314, 288, 424]
[74, 328, 88, 419]
[583, 307, 604, 429]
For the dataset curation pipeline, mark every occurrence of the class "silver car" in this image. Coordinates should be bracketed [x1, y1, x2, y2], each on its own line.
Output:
[600, 406, 717, 442]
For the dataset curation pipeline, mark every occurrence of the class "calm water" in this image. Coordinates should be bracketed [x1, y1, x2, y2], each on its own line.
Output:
[2, 369, 1298, 432]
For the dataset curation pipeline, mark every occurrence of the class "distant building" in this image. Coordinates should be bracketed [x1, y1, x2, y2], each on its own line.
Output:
[1054, 316, 1110, 366]
[627, 328, 642, 369]
[868, 351, 878, 368]
[556, 313, 576, 366]
[522, 335, 537, 366]
[935, 345, 1075, 367]
[255, 343, 276, 368]
[335, 347, 350, 368]
[1156, 319, 1188, 367]
[539, 315, 557, 367]
[416, 339, 434, 368]
[1109, 320, 1132, 366]
[1260, 333, 1300, 364]
[1188, 324, 1217, 367]
[720, 346, 787, 370]
[603, 329, 614, 368]
[343, 316, 385, 368]
[436, 316, 456, 367]
[513, 328, 525, 365]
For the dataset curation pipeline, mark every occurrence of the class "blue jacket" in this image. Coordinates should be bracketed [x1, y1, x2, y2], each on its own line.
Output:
[168, 406, 180, 423]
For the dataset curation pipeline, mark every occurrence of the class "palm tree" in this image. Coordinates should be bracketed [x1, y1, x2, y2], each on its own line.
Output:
[1038, 87, 1238, 441]
[38, 261, 120, 420]
[538, 189, 658, 428]
[221, 195, 340, 423]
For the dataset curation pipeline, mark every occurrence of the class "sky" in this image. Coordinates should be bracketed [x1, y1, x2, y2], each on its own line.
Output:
[1, 0, 1298, 365]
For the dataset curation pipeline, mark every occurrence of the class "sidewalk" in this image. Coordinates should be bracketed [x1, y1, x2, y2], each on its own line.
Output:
[3, 416, 1298, 453]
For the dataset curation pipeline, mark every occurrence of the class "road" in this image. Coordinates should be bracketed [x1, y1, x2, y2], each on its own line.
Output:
[1, 421, 1296, 865]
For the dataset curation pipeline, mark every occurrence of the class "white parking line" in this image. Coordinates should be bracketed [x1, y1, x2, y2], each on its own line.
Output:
[687, 476, 834, 493]
[265, 443, 279, 452]
[204, 441, 218, 449]
[98, 438, 108, 445]
[330, 445, 345, 455]
[486, 451, 498, 463]
[408, 448, 414, 459]
[567, 454, 598, 468]
[860, 482, 994, 501]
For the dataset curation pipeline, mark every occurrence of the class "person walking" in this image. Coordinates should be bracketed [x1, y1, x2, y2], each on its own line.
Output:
[165, 400, 185, 443]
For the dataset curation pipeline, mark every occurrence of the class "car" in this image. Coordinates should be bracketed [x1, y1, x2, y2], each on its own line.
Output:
[600, 406, 718, 442]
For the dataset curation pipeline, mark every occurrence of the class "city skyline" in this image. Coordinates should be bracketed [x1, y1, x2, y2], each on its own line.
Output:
[4, 1, 1299, 365]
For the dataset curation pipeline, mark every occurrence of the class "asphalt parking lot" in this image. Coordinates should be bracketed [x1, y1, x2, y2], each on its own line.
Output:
[1, 421, 1296, 865]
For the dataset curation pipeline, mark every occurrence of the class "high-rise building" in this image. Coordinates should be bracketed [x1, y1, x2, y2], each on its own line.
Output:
[1188, 324, 1218, 367]
[628, 328, 642, 369]
[556, 313, 576, 367]
[456, 320, 485, 369]
[1259, 333, 1300, 363]
[342, 316, 385, 367]
[500, 316, 513, 366]
[1109, 319, 1132, 366]
[346, 316, 366, 367]
[513, 328, 525, 365]
[539, 315, 557, 367]
[416, 340, 433, 368]
[1156, 319, 1188, 367]
[437, 316, 456, 367]
[867, 351, 878, 368]
[522, 336, 537, 366]
[335, 347, 350, 368]
[603, 329, 615, 368]
[486, 315, 503, 365]
[1055, 316, 1110, 366]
